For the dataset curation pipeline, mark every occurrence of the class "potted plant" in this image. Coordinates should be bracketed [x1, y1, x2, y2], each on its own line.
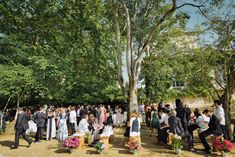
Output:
[128, 142, 142, 155]
[63, 137, 80, 153]
[171, 135, 183, 155]
[213, 138, 234, 157]
[95, 141, 105, 153]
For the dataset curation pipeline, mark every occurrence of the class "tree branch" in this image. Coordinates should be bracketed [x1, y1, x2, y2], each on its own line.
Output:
[176, 3, 204, 9]
[213, 78, 225, 90]
[134, 0, 177, 77]
[120, 0, 133, 82]
[3, 95, 12, 112]
[112, 0, 128, 100]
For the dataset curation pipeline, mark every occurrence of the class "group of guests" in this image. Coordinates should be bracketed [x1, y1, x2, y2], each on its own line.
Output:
[1, 99, 230, 155]
[142, 99, 228, 154]
[11, 104, 128, 149]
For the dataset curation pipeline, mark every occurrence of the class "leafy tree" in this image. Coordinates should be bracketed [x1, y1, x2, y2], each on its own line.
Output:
[111, 0, 204, 113]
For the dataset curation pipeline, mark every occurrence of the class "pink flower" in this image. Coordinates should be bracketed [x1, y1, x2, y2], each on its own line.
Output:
[214, 139, 234, 152]
[63, 137, 80, 149]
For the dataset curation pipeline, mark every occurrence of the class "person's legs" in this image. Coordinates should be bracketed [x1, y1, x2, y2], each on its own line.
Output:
[22, 130, 32, 145]
[188, 124, 200, 140]
[14, 128, 23, 148]
[159, 127, 168, 144]
[35, 127, 40, 142]
[39, 127, 44, 140]
[220, 125, 227, 139]
[181, 132, 193, 150]
[199, 129, 213, 152]
[157, 127, 161, 143]
[71, 123, 75, 134]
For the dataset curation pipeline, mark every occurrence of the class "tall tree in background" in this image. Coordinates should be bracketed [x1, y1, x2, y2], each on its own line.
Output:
[111, 0, 202, 113]
[196, 0, 235, 139]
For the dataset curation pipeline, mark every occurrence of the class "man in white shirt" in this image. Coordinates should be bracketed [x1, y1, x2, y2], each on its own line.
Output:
[69, 106, 77, 135]
[213, 100, 227, 139]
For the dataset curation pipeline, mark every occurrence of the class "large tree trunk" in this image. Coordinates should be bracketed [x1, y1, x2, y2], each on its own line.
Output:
[221, 90, 232, 140]
[221, 62, 235, 140]
[128, 81, 138, 113]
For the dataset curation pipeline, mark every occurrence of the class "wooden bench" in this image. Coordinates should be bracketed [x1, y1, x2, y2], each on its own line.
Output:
[73, 133, 86, 149]
[211, 135, 223, 152]
[167, 132, 175, 145]
[100, 136, 110, 150]
[129, 136, 141, 143]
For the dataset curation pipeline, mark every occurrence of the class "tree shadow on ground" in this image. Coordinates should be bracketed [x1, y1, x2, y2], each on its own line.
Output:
[118, 149, 133, 154]
[47, 141, 62, 150]
[86, 150, 100, 155]
[192, 151, 220, 157]
[54, 148, 70, 154]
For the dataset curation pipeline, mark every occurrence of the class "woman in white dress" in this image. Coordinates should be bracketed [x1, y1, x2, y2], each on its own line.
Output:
[115, 106, 122, 127]
[57, 108, 68, 141]
[99, 105, 106, 128]
[46, 110, 56, 140]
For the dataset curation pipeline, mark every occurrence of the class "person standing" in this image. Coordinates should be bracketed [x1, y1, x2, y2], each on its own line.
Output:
[145, 107, 151, 128]
[57, 108, 68, 141]
[150, 106, 158, 136]
[69, 106, 77, 135]
[115, 105, 122, 127]
[99, 105, 106, 128]
[46, 110, 56, 140]
[213, 100, 227, 139]
[34, 106, 47, 142]
[12, 108, 33, 149]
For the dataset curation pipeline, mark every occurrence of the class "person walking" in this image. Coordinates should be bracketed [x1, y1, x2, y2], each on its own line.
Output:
[12, 108, 33, 149]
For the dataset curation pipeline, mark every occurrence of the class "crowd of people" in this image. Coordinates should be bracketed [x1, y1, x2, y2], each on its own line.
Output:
[0, 98, 230, 154]
[143, 99, 228, 154]
[2, 104, 128, 149]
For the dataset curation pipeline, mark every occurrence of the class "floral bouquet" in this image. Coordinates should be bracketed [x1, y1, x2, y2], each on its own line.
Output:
[63, 137, 80, 149]
[128, 142, 142, 154]
[171, 134, 183, 150]
[213, 138, 234, 153]
[95, 141, 105, 153]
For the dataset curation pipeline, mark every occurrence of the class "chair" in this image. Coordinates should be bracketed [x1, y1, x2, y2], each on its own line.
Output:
[167, 132, 175, 145]
[100, 136, 110, 150]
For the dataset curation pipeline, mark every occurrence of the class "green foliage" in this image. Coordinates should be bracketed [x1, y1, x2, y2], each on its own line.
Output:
[0, 0, 120, 106]
[171, 135, 183, 150]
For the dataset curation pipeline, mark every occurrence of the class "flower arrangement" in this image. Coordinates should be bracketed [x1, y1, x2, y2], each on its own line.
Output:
[63, 137, 80, 149]
[171, 134, 183, 150]
[213, 138, 234, 153]
[94, 141, 105, 153]
[128, 142, 142, 154]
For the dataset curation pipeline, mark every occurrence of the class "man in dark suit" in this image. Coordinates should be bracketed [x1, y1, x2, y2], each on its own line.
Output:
[34, 106, 47, 142]
[199, 109, 222, 154]
[168, 109, 195, 152]
[12, 108, 32, 149]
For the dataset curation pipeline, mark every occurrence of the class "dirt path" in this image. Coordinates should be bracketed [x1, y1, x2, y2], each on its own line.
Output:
[0, 126, 234, 157]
